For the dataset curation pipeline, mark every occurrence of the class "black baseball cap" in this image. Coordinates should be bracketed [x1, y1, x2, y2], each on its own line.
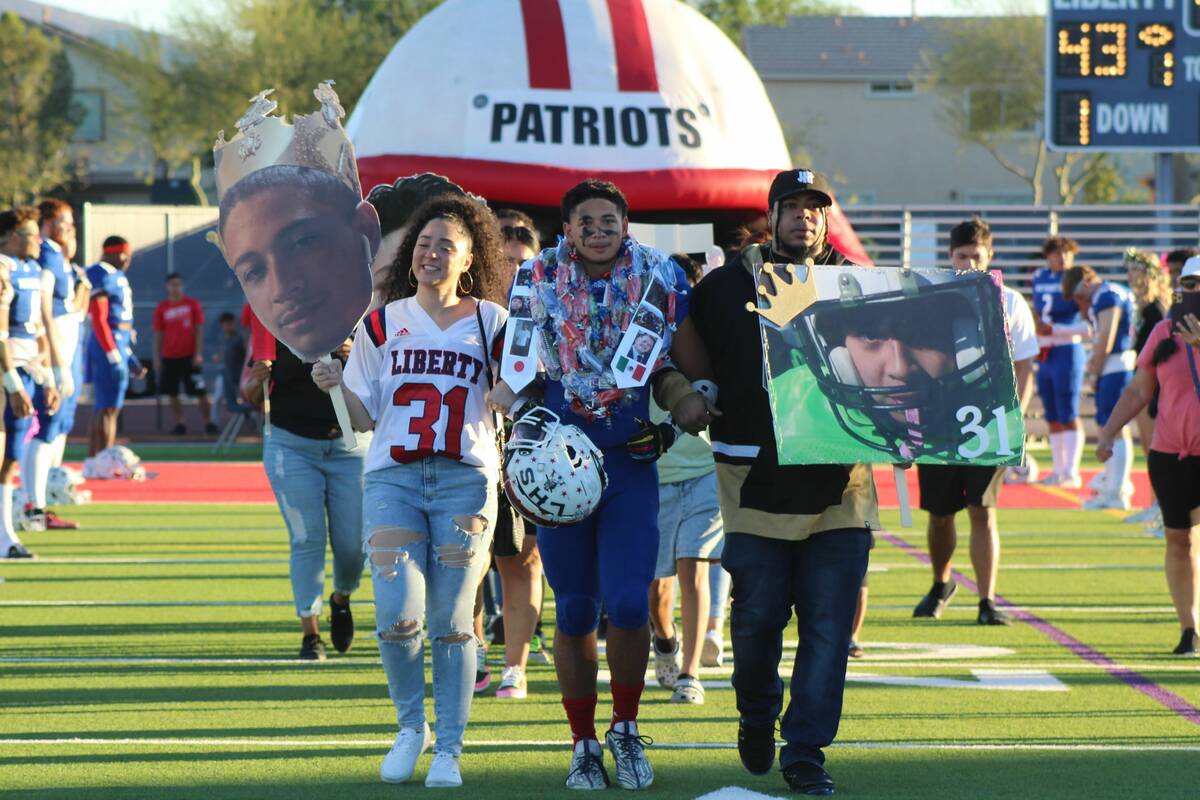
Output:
[768, 168, 834, 209]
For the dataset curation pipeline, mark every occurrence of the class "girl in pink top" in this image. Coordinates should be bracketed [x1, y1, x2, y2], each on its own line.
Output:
[1096, 263, 1200, 656]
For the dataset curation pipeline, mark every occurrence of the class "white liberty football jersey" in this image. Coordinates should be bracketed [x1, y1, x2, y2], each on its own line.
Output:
[343, 296, 507, 474]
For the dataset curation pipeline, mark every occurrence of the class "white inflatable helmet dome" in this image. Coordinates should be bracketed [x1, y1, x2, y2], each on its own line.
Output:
[503, 406, 607, 527]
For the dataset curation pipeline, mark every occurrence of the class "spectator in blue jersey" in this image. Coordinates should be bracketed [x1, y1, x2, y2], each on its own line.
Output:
[24, 198, 89, 532]
[486, 180, 713, 790]
[0, 208, 60, 559]
[1032, 236, 1087, 489]
[1063, 265, 1137, 509]
[85, 236, 146, 456]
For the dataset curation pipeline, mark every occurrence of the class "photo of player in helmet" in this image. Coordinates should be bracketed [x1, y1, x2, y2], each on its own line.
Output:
[762, 266, 1022, 465]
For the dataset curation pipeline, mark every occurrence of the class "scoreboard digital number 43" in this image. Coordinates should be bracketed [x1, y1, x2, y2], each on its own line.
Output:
[1047, 1, 1200, 151]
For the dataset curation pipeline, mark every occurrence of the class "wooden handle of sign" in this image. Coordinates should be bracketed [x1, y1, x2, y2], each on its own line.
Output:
[262, 394, 271, 437]
[894, 464, 913, 528]
[321, 354, 358, 451]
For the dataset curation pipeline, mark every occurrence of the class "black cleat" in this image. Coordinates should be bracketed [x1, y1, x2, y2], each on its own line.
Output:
[329, 594, 354, 653]
[783, 761, 835, 796]
[737, 719, 776, 775]
[977, 599, 1013, 626]
[299, 633, 327, 661]
[912, 580, 957, 619]
[3, 543, 35, 559]
[1172, 628, 1198, 656]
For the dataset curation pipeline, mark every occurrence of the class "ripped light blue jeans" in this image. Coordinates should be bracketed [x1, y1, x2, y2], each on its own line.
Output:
[363, 457, 496, 756]
[263, 426, 367, 618]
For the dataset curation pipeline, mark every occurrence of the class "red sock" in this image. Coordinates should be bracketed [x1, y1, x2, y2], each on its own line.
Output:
[610, 680, 644, 727]
[563, 694, 598, 743]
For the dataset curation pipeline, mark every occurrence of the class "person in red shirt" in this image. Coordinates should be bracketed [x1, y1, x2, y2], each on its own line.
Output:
[152, 273, 217, 435]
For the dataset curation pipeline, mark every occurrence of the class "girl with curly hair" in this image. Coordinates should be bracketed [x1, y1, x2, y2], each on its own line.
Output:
[312, 195, 508, 788]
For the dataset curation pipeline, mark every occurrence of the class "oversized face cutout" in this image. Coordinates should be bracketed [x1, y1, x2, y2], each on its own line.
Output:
[221, 186, 377, 361]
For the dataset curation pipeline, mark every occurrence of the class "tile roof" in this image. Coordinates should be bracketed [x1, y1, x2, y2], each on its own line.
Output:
[743, 15, 964, 79]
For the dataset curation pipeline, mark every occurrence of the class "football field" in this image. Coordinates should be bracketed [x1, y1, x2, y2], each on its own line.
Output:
[2, 497, 1198, 799]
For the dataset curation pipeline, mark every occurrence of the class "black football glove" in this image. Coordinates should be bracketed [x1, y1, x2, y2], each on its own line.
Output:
[625, 418, 679, 463]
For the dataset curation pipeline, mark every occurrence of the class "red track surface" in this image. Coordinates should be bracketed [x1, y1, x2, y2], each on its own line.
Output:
[71, 461, 1152, 509]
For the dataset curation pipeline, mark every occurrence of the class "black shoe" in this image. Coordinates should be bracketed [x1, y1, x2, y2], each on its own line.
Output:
[1172, 628, 1198, 656]
[3, 543, 35, 559]
[171, 423, 187, 435]
[977, 599, 1012, 626]
[204, 422, 220, 435]
[783, 761, 835, 796]
[912, 580, 957, 619]
[737, 719, 776, 775]
[329, 594, 354, 653]
[299, 634, 327, 661]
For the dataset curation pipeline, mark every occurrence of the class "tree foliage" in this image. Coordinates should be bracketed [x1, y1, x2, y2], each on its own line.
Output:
[921, 12, 1121, 205]
[100, 0, 443, 199]
[0, 12, 83, 206]
[688, 0, 848, 45]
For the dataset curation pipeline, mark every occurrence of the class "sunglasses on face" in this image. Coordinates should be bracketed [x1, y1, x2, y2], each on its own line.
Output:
[1181, 277, 1200, 291]
[502, 225, 536, 246]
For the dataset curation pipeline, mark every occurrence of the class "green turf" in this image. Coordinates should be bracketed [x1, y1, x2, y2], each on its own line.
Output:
[64, 443, 263, 463]
[2, 504, 1196, 798]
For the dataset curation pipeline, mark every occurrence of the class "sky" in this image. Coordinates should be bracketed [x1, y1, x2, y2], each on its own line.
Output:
[38, 0, 1023, 33]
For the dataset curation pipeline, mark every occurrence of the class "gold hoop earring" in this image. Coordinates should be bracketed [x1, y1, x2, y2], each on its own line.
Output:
[408, 268, 417, 288]
[458, 271, 475, 294]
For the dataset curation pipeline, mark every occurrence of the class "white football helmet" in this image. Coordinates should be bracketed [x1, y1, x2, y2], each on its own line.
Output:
[48, 466, 92, 505]
[83, 446, 147, 481]
[1004, 453, 1039, 484]
[503, 406, 607, 528]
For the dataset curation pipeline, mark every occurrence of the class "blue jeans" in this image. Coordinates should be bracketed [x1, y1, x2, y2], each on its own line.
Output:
[262, 426, 367, 617]
[722, 528, 871, 770]
[363, 458, 496, 756]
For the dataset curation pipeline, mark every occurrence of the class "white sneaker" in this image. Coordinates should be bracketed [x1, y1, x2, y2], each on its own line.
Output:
[653, 639, 681, 689]
[425, 752, 462, 788]
[701, 630, 724, 667]
[605, 720, 653, 789]
[1058, 474, 1083, 490]
[495, 665, 527, 699]
[19, 510, 45, 533]
[1036, 473, 1063, 486]
[565, 737, 609, 790]
[670, 676, 705, 704]
[380, 722, 430, 783]
[1125, 504, 1159, 524]
[1083, 493, 1131, 511]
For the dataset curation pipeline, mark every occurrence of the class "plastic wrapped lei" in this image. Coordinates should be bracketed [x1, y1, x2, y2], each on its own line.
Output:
[526, 236, 678, 421]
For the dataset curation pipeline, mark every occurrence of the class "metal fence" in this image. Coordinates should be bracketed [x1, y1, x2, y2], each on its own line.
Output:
[79, 203, 234, 364]
[843, 204, 1200, 293]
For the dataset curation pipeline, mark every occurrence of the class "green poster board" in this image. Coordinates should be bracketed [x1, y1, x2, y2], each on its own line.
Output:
[757, 265, 1024, 466]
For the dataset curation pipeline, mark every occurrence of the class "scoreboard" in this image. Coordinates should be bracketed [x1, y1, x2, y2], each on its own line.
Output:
[1046, 1, 1200, 151]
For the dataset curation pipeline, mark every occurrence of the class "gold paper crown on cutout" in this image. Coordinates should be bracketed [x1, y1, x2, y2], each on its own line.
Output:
[744, 259, 819, 327]
[213, 81, 361, 204]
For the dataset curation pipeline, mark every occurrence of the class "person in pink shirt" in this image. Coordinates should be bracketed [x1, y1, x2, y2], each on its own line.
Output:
[1096, 256, 1200, 656]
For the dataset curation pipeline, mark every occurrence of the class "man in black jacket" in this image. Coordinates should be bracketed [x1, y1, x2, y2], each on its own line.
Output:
[671, 169, 877, 796]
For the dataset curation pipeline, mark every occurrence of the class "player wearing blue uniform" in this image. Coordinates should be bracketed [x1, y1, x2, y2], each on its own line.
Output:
[1064, 266, 1137, 509]
[487, 181, 712, 790]
[1031, 236, 1086, 488]
[85, 236, 145, 456]
[0, 208, 60, 559]
[23, 199, 89, 531]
